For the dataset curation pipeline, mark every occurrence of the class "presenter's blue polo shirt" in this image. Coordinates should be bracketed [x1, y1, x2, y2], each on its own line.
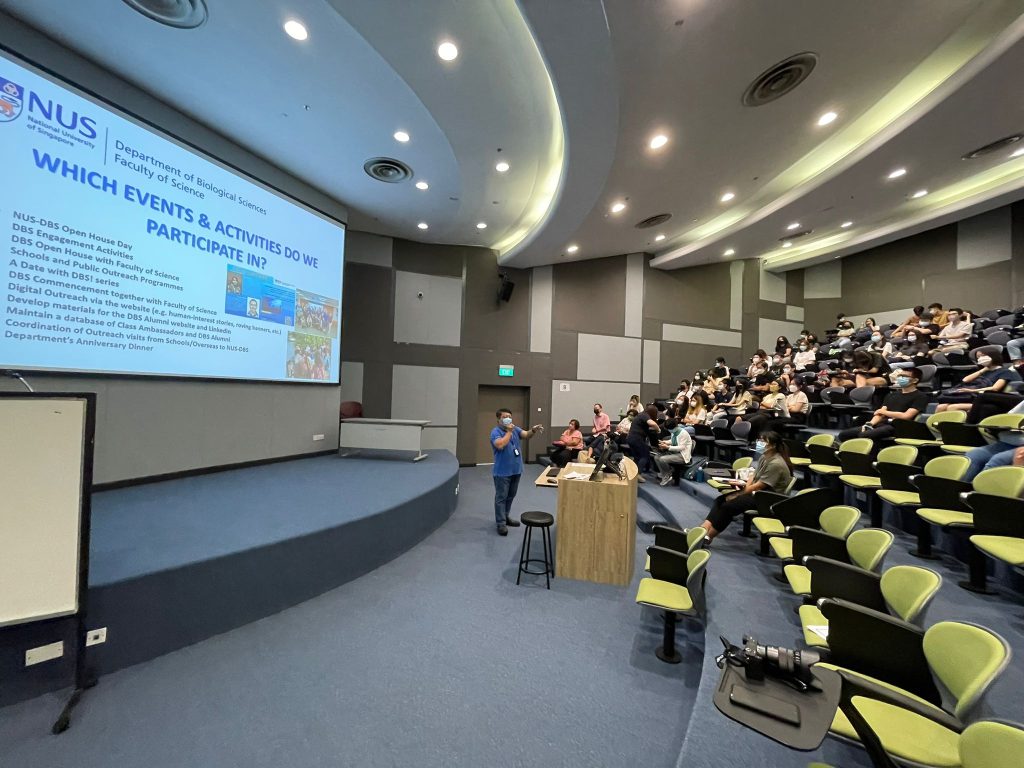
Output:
[490, 426, 525, 477]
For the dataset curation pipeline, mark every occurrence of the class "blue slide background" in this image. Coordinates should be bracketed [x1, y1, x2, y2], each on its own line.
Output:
[0, 52, 344, 383]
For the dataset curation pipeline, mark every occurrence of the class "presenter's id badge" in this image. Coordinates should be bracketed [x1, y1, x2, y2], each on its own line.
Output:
[514, 448, 520, 456]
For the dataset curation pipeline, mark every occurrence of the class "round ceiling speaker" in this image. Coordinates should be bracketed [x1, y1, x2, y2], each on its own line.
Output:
[635, 213, 672, 229]
[742, 52, 818, 107]
[962, 133, 1023, 159]
[121, 0, 208, 28]
[778, 229, 813, 242]
[363, 157, 413, 183]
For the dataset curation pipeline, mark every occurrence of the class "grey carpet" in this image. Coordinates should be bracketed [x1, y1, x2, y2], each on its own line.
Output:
[0, 465, 697, 768]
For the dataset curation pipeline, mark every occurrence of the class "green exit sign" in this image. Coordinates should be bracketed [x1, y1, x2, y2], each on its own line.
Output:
[498, 364, 515, 377]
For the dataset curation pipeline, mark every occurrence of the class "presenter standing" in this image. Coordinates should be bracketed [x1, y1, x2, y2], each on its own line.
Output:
[490, 409, 544, 536]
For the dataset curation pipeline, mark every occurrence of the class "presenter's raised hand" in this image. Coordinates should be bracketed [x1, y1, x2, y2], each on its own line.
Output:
[531, 424, 544, 433]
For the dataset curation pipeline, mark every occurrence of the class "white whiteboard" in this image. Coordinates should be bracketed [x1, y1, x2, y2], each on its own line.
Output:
[0, 397, 88, 627]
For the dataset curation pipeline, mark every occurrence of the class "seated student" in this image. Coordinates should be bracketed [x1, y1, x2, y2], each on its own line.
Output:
[851, 348, 891, 388]
[837, 367, 930, 441]
[774, 336, 794, 363]
[654, 419, 694, 486]
[892, 305, 926, 338]
[680, 392, 708, 434]
[587, 403, 611, 446]
[710, 378, 730, 405]
[930, 308, 972, 356]
[966, 390, 1024, 423]
[740, 379, 786, 439]
[697, 431, 792, 542]
[749, 364, 777, 394]
[550, 420, 584, 467]
[777, 362, 796, 390]
[865, 330, 893, 359]
[710, 357, 730, 380]
[793, 340, 817, 370]
[889, 312, 940, 367]
[963, 401, 1024, 479]
[628, 404, 661, 476]
[673, 380, 692, 405]
[927, 302, 949, 328]
[783, 381, 810, 423]
[711, 380, 753, 417]
[934, 350, 1022, 413]
[746, 350, 769, 378]
[854, 317, 879, 343]
[626, 394, 641, 415]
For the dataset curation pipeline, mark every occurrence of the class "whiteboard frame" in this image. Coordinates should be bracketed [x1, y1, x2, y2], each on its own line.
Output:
[0, 393, 96, 629]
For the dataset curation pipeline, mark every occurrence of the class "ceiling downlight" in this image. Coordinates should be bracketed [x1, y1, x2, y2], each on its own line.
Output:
[121, 0, 208, 28]
[742, 52, 818, 107]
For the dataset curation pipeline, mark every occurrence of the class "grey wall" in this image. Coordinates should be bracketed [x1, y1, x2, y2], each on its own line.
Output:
[0, 13, 348, 484]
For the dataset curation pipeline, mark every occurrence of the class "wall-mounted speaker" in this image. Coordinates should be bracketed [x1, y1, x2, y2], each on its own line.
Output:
[497, 274, 515, 303]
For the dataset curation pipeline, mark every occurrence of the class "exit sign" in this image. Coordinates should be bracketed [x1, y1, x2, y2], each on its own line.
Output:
[498, 364, 515, 377]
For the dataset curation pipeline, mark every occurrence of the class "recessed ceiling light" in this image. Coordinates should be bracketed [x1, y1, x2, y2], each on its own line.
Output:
[649, 134, 669, 150]
[782, 241, 792, 248]
[1012, 147, 1024, 158]
[887, 167, 907, 180]
[417, 222, 428, 230]
[437, 41, 458, 61]
[610, 201, 626, 214]
[654, 234, 666, 242]
[393, 130, 410, 143]
[415, 181, 429, 190]
[720, 191, 736, 203]
[495, 161, 510, 173]
[283, 19, 308, 41]
[786, 222, 801, 230]
[840, 221, 853, 228]
[911, 189, 928, 199]
[566, 244, 579, 254]
[724, 248, 735, 256]
[476, 222, 487, 230]
[817, 111, 838, 126]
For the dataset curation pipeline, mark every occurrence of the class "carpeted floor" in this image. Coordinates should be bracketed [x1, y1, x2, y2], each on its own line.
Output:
[0, 465, 698, 768]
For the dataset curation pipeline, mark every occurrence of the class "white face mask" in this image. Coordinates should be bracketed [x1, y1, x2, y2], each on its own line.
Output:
[871, 335, 882, 343]
[977, 356, 993, 366]
[907, 334, 917, 342]
[789, 384, 799, 393]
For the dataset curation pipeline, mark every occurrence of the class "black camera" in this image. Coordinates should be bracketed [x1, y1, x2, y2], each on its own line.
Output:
[717, 635, 821, 691]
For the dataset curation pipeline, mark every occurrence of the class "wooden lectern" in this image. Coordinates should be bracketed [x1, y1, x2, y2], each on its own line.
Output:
[554, 457, 639, 586]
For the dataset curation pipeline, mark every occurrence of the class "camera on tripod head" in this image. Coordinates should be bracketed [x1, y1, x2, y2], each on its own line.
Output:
[716, 634, 821, 691]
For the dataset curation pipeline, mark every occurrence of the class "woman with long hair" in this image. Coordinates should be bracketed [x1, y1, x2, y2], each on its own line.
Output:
[550, 419, 584, 467]
[697, 431, 792, 542]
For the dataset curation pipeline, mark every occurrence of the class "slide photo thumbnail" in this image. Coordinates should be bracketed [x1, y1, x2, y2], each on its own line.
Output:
[295, 290, 339, 339]
[224, 265, 296, 326]
[286, 332, 332, 381]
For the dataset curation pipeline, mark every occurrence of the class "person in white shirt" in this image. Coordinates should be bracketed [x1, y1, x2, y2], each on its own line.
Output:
[930, 308, 972, 357]
[654, 419, 693, 486]
[793, 342, 816, 371]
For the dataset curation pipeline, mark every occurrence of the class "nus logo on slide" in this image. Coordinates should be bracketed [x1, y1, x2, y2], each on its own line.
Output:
[0, 73, 98, 138]
[0, 77, 23, 122]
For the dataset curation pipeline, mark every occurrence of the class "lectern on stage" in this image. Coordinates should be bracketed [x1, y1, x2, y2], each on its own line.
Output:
[554, 457, 638, 586]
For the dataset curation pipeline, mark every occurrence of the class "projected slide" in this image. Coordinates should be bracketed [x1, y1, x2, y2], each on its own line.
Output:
[0, 53, 344, 383]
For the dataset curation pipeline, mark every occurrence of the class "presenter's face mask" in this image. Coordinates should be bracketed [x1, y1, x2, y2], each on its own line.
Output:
[501, 417, 513, 426]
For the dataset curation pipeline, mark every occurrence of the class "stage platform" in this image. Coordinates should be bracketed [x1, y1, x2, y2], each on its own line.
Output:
[0, 451, 459, 705]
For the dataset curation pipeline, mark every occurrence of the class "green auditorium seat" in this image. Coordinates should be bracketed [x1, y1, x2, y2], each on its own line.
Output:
[749, 487, 840, 556]
[839, 444, 918, 492]
[819, 619, 1010, 767]
[707, 456, 752, 492]
[808, 437, 873, 479]
[893, 410, 967, 448]
[644, 525, 705, 571]
[876, 455, 970, 513]
[635, 548, 709, 664]
[939, 412, 1024, 455]
[783, 527, 894, 599]
[798, 563, 940, 649]
[787, 432, 835, 468]
[766, 504, 860, 563]
[963, 486, 1024, 593]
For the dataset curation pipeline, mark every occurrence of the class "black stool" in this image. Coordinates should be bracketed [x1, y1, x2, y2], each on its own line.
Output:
[517, 511, 554, 589]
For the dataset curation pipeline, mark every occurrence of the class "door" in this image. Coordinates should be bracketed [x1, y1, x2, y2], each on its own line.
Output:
[475, 385, 529, 465]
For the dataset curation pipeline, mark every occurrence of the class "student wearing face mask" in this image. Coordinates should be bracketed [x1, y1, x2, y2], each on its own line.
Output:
[696, 431, 792, 543]
[934, 348, 1021, 413]
[490, 409, 544, 535]
[890, 312, 939, 367]
[681, 392, 709, 434]
[930, 308, 972, 356]
[746, 351, 769, 378]
[793, 341, 816, 371]
[866, 331, 893, 359]
[739, 379, 786, 440]
[837, 368, 930, 441]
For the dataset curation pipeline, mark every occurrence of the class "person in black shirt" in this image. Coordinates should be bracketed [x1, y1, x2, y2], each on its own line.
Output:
[851, 348, 890, 388]
[837, 367, 930, 441]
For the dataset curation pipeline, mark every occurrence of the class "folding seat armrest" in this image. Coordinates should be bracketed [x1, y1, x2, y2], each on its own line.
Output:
[822, 599, 940, 706]
[911, 476, 972, 511]
[652, 524, 689, 553]
[790, 526, 849, 563]
[752, 490, 788, 515]
[646, 545, 689, 586]
[773, 487, 840, 528]
[965, 493, 1024, 537]
[806, 557, 882, 608]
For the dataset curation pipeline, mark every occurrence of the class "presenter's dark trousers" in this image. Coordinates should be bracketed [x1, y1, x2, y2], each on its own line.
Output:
[628, 435, 653, 473]
[706, 491, 754, 533]
[493, 473, 521, 528]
